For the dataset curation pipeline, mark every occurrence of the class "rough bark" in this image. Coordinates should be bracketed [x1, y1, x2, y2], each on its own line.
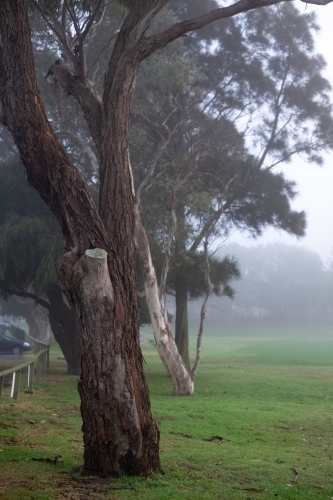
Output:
[135, 209, 194, 395]
[0, 0, 160, 476]
[57, 248, 160, 474]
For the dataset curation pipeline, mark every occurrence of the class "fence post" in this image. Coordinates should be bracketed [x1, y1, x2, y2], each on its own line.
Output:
[41, 351, 47, 377]
[26, 363, 34, 394]
[36, 357, 42, 388]
[11, 370, 21, 400]
[0, 342, 49, 400]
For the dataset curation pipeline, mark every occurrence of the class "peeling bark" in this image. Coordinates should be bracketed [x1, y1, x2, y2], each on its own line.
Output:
[135, 209, 194, 396]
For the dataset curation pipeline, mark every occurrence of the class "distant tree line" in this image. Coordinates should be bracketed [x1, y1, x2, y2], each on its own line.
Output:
[193, 243, 333, 326]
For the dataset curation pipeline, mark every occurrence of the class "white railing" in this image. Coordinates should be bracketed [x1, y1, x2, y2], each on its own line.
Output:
[0, 344, 49, 400]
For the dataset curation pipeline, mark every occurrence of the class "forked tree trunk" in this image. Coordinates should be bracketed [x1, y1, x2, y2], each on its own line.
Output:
[0, 0, 160, 476]
[135, 209, 194, 396]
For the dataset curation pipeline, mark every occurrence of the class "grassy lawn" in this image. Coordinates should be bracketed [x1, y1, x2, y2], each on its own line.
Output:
[0, 324, 332, 499]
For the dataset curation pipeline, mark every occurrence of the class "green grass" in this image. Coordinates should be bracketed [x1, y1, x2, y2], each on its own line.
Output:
[0, 326, 333, 499]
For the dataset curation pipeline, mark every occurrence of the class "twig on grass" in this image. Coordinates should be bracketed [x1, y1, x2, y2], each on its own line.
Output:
[203, 435, 225, 444]
[0, 421, 18, 429]
[31, 454, 62, 465]
[291, 467, 299, 483]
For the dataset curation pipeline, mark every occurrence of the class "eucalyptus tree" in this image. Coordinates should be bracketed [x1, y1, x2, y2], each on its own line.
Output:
[133, 1, 333, 367]
[0, 0, 331, 477]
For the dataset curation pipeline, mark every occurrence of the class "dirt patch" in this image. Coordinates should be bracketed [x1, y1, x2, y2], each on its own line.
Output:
[56, 475, 134, 499]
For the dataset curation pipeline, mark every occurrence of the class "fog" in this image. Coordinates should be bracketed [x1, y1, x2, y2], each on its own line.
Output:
[178, 241, 332, 339]
[228, 6, 333, 265]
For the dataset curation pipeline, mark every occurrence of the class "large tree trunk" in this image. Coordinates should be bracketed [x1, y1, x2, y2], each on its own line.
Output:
[47, 284, 80, 376]
[135, 209, 194, 396]
[0, 0, 160, 476]
[57, 248, 160, 474]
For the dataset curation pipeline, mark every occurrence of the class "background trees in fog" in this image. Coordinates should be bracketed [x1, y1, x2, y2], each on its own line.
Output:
[200, 242, 333, 325]
[135, 2, 333, 364]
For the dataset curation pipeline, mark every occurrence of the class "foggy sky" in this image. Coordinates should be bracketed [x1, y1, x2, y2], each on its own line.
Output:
[229, 4, 333, 266]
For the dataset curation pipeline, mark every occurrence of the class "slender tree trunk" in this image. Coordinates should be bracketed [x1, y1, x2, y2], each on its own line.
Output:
[0, 0, 160, 476]
[135, 209, 194, 395]
[175, 276, 190, 369]
[25, 308, 45, 343]
[174, 205, 190, 369]
[191, 241, 213, 380]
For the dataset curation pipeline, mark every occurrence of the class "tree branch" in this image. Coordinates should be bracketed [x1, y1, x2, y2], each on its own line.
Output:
[48, 63, 103, 151]
[139, 0, 293, 58]
[28, 0, 81, 74]
[159, 190, 177, 301]
[1, 286, 52, 313]
[57, 131, 99, 172]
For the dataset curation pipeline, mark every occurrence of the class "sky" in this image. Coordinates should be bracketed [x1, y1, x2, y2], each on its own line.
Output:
[228, 2, 333, 266]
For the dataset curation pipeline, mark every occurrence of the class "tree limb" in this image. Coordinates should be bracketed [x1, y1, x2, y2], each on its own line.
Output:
[28, 0, 81, 75]
[49, 63, 103, 151]
[1, 286, 52, 313]
[159, 190, 177, 301]
[139, 0, 291, 58]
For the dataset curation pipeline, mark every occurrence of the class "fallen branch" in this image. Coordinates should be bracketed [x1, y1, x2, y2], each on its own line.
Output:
[240, 487, 266, 492]
[31, 455, 62, 465]
[0, 421, 18, 429]
[203, 435, 225, 444]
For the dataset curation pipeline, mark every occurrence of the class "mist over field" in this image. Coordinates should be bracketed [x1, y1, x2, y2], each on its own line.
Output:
[177, 242, 333, 338]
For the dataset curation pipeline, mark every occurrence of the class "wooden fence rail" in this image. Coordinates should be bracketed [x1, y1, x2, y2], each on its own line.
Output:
[0, 345, 49, 400]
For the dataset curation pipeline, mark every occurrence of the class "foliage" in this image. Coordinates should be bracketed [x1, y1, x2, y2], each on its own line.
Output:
[0, 214, 63, 295]
[0, 157, 64, 298]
